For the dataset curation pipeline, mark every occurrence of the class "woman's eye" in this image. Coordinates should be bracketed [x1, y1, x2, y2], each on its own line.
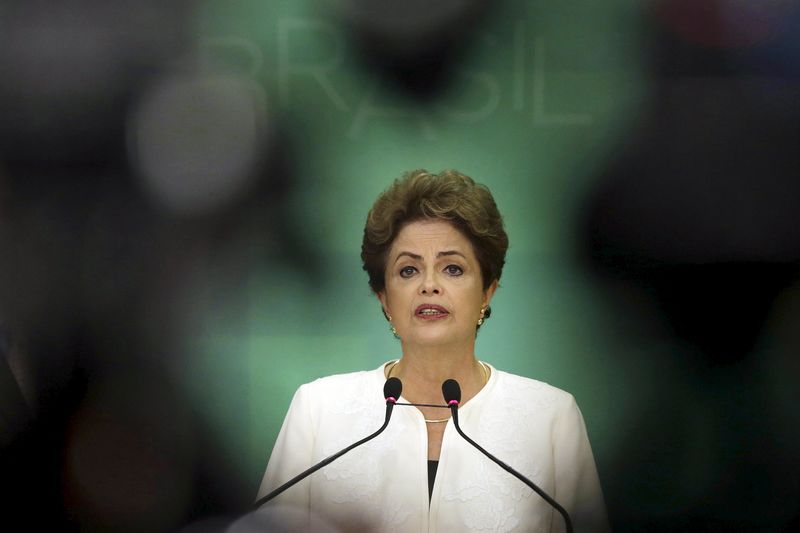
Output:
[445, 264, 463, 276]
[399, 266, 417, 278]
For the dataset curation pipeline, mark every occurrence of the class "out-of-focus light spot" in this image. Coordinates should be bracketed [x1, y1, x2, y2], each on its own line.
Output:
[654, 0, 796, 48]
[129, 74, 268, 216]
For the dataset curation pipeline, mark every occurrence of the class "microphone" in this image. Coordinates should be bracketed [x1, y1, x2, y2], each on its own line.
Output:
[384, 376, 402, 405]
[442, 379, 574, 533]
[253, 377, 403, 509]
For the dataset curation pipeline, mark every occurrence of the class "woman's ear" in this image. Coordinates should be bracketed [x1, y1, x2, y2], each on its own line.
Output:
[377, 292, 389, 319]
[483, 279, 498, 307]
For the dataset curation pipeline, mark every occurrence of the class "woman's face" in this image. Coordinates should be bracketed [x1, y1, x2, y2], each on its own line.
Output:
[377, 219, 497, 348]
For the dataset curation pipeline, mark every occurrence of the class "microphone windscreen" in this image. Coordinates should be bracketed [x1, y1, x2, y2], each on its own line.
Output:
[442, 379, 461, 404]
[384, 377, 402, 400]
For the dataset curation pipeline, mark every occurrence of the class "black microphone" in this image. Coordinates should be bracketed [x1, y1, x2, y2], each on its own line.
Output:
[442, 379, 574, 533]
[253, 377, 403, 509]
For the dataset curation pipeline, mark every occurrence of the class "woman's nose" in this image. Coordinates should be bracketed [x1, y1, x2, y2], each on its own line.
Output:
[419, 272, 441, 295]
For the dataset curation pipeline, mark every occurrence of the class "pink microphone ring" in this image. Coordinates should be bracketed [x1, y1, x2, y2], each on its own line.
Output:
[386, 397, 397, 403]
[448, 400, 459, 406]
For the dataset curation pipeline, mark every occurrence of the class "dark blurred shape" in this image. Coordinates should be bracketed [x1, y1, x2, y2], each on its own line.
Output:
[224, 505, 344, 533]
[0, 154, 318, 530]
[651, 0, 800, 79]
[0, 0, 190, 165]
[581, 77, 800, 362]
[578, 3, 800, 531]
[582, 35, 800, 365]
[654, 0, 795, 49]
[0, 2, 322, 531]
[62, 368, 195, 532]
[322, 0, 494, 97]
[0, 328, 32, 449]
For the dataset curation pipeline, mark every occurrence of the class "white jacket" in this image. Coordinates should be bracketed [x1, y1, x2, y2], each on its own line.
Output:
[255, 362, 610, 533]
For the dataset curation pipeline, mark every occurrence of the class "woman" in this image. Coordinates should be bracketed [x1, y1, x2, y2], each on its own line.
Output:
[255, 170, 609, 532]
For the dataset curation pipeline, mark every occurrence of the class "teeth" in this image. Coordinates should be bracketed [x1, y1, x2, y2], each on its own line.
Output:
[419, 309, 445, 315]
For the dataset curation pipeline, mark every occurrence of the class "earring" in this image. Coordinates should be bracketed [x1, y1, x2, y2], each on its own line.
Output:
[477, 307, 486, 327]
[386, 314, 400, 340]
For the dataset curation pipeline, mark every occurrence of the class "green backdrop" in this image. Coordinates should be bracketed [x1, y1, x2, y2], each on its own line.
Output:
[182, 0, 649, 496]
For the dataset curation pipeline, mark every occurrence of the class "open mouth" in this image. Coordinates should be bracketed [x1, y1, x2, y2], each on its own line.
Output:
[415, 305, 449, 318]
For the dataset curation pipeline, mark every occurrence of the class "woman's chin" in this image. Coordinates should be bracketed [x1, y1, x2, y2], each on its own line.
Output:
[404, 330, 471, 348]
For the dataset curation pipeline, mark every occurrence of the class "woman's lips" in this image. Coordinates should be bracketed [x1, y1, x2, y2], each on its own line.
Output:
[415, 304, 449, 320]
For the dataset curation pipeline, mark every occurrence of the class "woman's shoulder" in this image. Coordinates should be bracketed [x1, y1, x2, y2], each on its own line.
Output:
[295, 364, 386, 401]
[490, 366, 576, 409]
[288, 364, 389, 421]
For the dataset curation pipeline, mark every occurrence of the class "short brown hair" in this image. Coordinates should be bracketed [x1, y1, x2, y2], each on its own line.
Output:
[361, 169, 508, 295]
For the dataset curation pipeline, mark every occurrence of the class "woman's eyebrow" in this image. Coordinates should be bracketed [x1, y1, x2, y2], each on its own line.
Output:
[393, 251, 422, 264]
[437, 250, 465, 259]
[393, 250, 465, 264]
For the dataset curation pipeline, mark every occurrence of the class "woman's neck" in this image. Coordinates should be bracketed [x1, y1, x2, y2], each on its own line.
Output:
[390, 343, 486, 406]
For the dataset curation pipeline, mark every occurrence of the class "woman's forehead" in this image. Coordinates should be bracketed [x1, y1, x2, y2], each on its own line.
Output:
[390, 220, 473, 255]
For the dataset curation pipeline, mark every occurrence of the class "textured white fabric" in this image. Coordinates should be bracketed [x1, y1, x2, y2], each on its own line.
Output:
[256, 362, 610, 533]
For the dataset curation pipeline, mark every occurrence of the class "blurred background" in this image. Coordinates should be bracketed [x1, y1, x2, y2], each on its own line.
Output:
[1, 0, 799, 531]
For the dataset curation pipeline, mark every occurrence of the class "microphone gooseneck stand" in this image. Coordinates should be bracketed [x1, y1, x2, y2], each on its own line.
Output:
[253, 377, 403, 509]
[441, 379, 574, 533]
